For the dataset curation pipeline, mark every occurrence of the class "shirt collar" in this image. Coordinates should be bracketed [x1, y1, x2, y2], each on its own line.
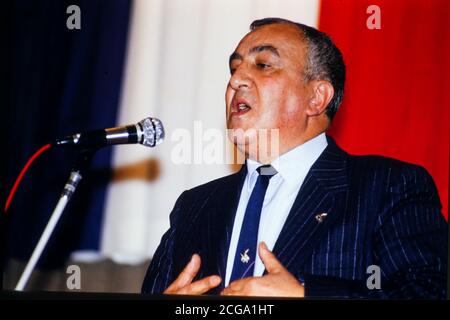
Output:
[246, 133, 328, 187]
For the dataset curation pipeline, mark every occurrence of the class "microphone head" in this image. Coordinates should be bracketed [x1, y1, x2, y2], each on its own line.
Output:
[138, 117, 165, 147]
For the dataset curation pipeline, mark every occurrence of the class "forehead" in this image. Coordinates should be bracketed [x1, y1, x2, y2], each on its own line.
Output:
[234, 23, 306, 59]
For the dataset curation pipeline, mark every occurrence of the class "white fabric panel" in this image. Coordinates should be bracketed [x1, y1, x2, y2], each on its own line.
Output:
[100, 0, 320, 264]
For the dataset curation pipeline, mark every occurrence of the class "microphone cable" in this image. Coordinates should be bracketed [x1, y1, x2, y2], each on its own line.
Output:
[4, 143, 52, 213]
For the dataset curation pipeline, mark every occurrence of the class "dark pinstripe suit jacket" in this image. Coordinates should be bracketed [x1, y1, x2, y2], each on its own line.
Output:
[142, 137, 448, 298]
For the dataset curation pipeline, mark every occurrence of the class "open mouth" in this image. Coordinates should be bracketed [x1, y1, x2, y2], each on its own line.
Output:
[231, 99, 252, 117]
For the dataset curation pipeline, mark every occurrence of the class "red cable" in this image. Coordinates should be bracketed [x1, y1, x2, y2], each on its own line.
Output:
[4, 143, 52, 213]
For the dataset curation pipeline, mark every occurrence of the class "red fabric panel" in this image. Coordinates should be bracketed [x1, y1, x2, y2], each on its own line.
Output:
[319, 0, 449, 219]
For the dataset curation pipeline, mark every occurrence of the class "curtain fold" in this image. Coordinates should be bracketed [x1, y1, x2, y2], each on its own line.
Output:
[3, 0, 131, 268]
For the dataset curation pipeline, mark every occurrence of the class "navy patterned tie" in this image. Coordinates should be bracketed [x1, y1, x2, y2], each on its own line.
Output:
[230, 165, 277, 282]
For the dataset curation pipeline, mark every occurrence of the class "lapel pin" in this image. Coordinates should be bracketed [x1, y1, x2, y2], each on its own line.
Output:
[240, 249, 250, 263]
[315, 213, 327, 223]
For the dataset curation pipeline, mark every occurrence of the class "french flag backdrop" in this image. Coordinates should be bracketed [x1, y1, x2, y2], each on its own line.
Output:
[4, 0, 132, 268]
[323, 0, 449, 221]
[3, 0, 448, 271]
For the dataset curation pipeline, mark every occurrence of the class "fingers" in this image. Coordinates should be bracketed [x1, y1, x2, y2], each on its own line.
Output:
[165, 254, 201, 293]
[221, 279, 244, 296]
[164, 254, 222, 295]
[221, 287, 235, 296]
[258, 242, 284, 274]
[221, 245, 304, 297]
[178, 275, 221, 295]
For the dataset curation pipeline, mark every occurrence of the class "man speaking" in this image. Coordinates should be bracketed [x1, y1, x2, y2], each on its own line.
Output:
[141, 18, 447, 298]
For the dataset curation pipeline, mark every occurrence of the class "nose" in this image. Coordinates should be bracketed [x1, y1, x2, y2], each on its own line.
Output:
[229, 65, 251, 91]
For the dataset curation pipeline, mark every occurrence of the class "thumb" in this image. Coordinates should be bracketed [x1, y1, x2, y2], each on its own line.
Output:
[166, 254, 201, 292]
[258, 242, 284, 274]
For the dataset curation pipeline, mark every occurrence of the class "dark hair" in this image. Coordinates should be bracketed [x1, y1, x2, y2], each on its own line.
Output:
[250, 18, 346, 120]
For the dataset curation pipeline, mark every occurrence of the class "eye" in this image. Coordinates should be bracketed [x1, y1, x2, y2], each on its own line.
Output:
[257, 63, 270, 70]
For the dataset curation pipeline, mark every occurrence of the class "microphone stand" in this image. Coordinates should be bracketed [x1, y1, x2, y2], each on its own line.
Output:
[15, 148, 96, 291]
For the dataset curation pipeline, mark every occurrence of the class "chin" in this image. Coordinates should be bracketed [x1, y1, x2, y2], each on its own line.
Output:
[227, 127, 259, 156]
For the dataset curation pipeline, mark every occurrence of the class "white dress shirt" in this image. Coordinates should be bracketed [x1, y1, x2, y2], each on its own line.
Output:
[225, 133, 328, 286]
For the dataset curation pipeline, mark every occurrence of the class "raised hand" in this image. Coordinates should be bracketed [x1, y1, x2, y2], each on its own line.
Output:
[221, 242, 304, 297]
[164, 254, 221, 295]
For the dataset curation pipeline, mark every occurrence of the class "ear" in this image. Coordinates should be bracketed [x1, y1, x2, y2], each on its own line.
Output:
[305, 81, 334, 117]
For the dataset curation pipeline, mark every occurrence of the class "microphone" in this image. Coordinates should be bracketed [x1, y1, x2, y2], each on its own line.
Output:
[54, 117, 165, 149]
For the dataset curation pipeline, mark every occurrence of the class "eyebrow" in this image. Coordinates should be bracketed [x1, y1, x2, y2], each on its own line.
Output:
[249, 44, 280, 57]
[229, 44, 280, 67]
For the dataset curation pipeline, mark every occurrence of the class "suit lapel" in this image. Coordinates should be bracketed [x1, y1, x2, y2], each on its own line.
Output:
[272, 137, 350, 273]
[202, 138, 349, 289]
[202, 165, 247, 288]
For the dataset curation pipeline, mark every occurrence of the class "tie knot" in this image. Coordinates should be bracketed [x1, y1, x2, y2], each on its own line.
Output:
[256, 165, 277, 177]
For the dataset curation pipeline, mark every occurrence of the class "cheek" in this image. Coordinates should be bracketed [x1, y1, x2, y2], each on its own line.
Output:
[259, 81, 293, 121]
[281, 81, 307, 117]
[259, 79, 284, 109]
[261, 80, 307, 128]
[282, 98, 306, 129]
[285, 94, 304, 116]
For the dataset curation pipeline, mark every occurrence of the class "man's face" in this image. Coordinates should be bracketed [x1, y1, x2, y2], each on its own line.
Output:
[226, 23, 312, 154]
